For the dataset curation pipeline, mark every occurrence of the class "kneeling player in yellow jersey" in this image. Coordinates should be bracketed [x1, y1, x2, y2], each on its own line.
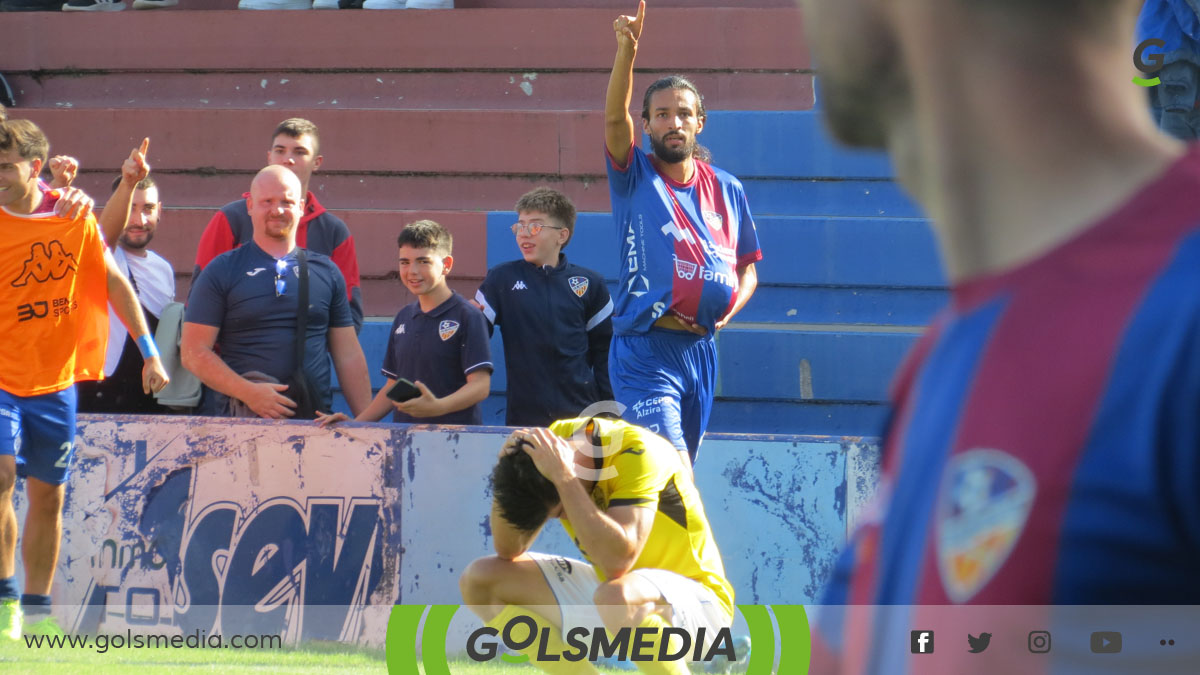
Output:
[460, 417, 734, 675]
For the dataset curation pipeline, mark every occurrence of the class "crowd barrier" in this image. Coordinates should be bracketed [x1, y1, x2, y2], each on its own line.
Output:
[12, 415, 880, 647]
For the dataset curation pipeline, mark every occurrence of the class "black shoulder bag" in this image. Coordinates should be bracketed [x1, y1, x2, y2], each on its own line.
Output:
[284, 249, 321, 419]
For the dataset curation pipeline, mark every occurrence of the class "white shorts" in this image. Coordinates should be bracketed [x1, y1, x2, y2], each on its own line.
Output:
[528, 552, 732, 652]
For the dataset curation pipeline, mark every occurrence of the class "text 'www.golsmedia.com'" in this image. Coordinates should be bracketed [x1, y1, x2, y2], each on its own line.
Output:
[23, 629, 283, 653]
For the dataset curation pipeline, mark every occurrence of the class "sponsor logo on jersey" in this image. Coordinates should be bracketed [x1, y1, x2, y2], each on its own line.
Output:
[631, 396, 666, 419]
[438, 320, 460, 341]
[625, 221, 651, 297]
[936, 449, 1037, 602]
[512, 281, 528, 291]
[673, 256, 699, 281]
[672, 255, 734, 287]
[245, 268, 268, 277]
[568, 276, 589, 297]
[702, 210, 724, 232]
[394, 323, 406, 335]
[661, 220, 696, 244]
[11, 240, 77, 287]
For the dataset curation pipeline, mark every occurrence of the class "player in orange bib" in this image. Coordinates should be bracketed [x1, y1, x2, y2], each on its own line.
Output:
[0, 119, 169, 639]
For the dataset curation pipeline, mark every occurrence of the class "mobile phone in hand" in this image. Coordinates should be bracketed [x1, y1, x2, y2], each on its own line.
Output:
[386, 378, 420, 403]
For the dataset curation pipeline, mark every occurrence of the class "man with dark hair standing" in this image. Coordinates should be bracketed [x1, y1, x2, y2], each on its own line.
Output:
[460, 416, 733, 675]
[475, 187, 613, 427]
[193, 118, 363, 332]
[0, 118, 167, 639]
[798, 0, 1200, 670]
[182, 166, 371, 420]
[78, 139, 176, 414]
[605, 1, 762, 467]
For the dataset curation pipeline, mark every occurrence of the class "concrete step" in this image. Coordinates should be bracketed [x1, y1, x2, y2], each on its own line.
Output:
[152, 207, 488, 278]
[6, 9, 807, 72]
[8, 70, 810, 113]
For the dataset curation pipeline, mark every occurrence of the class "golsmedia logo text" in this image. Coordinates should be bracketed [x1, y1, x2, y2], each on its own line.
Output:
[466, 616, 735, 664]
[1134, 38, 1166, 87]
[386, 604, 811, 674]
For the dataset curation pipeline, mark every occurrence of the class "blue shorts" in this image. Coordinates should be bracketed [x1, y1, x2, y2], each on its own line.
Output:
[0, 387, 77, 485]
[609, 329, 717, 464]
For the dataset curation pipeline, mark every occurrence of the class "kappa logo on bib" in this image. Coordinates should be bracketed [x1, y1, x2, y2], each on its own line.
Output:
[568, 276, 589, 298]
[936, 449, 1036, 602]
[438, 320, 459, 341]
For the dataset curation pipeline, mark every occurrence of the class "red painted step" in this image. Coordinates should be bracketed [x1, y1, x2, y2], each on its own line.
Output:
[19, 108, 604, 176]
[150, 208, 488, 279]
[64, 171, 615, 213]
[7, 70, 811, 112]
[6, 10, 808, 72]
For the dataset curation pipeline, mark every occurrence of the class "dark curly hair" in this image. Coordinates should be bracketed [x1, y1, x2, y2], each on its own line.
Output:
[491, 444, 560, 533]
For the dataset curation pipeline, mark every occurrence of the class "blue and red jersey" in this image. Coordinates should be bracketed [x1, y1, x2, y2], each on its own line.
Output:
[606, 143, 762, 335]
[816, 147, 1200, 671]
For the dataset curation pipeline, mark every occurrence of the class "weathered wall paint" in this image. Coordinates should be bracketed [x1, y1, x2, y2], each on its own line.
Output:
[12, 416, 879, 646]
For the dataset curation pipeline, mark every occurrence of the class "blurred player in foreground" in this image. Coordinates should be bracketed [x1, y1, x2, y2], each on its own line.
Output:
[797, 0, 1200, 671]
[801, 0, 1200, 667]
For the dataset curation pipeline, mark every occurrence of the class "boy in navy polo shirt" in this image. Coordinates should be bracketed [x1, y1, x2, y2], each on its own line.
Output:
[318, 220, 492, 427]
[475, 187, 613, 426]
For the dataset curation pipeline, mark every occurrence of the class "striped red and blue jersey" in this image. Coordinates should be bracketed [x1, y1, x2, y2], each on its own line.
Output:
[816, 147, 1200, 671]
[606, 143, 762, 335]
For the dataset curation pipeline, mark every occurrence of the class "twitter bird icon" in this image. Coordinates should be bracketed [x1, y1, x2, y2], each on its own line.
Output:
[967, 633, 992, 653]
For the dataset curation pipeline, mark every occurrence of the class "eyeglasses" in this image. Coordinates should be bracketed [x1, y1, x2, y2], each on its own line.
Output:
[275, 258, 288, 297]
[511, 221, 565, 237]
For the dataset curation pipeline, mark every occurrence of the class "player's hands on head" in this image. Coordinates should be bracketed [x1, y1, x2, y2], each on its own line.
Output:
[244, 381, 296, 419]
[54, 186, 94, 221]
[315, 411, 350, 428]
[393, 380, 444, 418]
[48, 155, 79, 189]
[513, 427, 578, 487]
[141, 357, 170, 395]
[613, 0, 645, 49]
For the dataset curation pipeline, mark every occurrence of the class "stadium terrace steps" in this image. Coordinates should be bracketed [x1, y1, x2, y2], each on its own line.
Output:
[4, 5, 928, 436]
[18, 110, 868, 180]
[4, 10, 808, 75]
[6, 71, 810, 113]
[492, 213, 946, 288]
[155, 208, 488, 278]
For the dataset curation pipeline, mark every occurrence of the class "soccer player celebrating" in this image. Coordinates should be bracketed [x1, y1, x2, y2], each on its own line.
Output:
[0, 118, 167, 639]
[797, 0, 1200, 670]
[460, 416, 734, 675]
[604, 1, 763, 467]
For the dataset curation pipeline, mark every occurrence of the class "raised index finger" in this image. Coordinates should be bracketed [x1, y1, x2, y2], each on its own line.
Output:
[139, 137, 150, 157]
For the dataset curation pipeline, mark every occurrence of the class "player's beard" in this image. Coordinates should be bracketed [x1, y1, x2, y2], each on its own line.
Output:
[650, 132, 696, 165]
[120, 230, 154, 250]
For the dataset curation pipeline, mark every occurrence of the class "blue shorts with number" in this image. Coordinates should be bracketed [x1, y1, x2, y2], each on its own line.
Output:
[0, 387, 77, 485]
[609, 329, 717, 464]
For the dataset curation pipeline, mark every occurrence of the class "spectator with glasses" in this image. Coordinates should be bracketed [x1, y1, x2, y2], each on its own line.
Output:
[181, 166, 371, 420]
[474, 187, 613, 427]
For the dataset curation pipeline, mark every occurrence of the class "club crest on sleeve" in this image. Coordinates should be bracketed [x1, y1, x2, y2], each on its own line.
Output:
[568, 276, 589, 298]
[936, 449, 1036, 603]
[438, 320, 459, 341]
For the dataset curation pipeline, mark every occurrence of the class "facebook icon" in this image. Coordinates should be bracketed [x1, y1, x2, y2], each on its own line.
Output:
[911, 630, 935, 654]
